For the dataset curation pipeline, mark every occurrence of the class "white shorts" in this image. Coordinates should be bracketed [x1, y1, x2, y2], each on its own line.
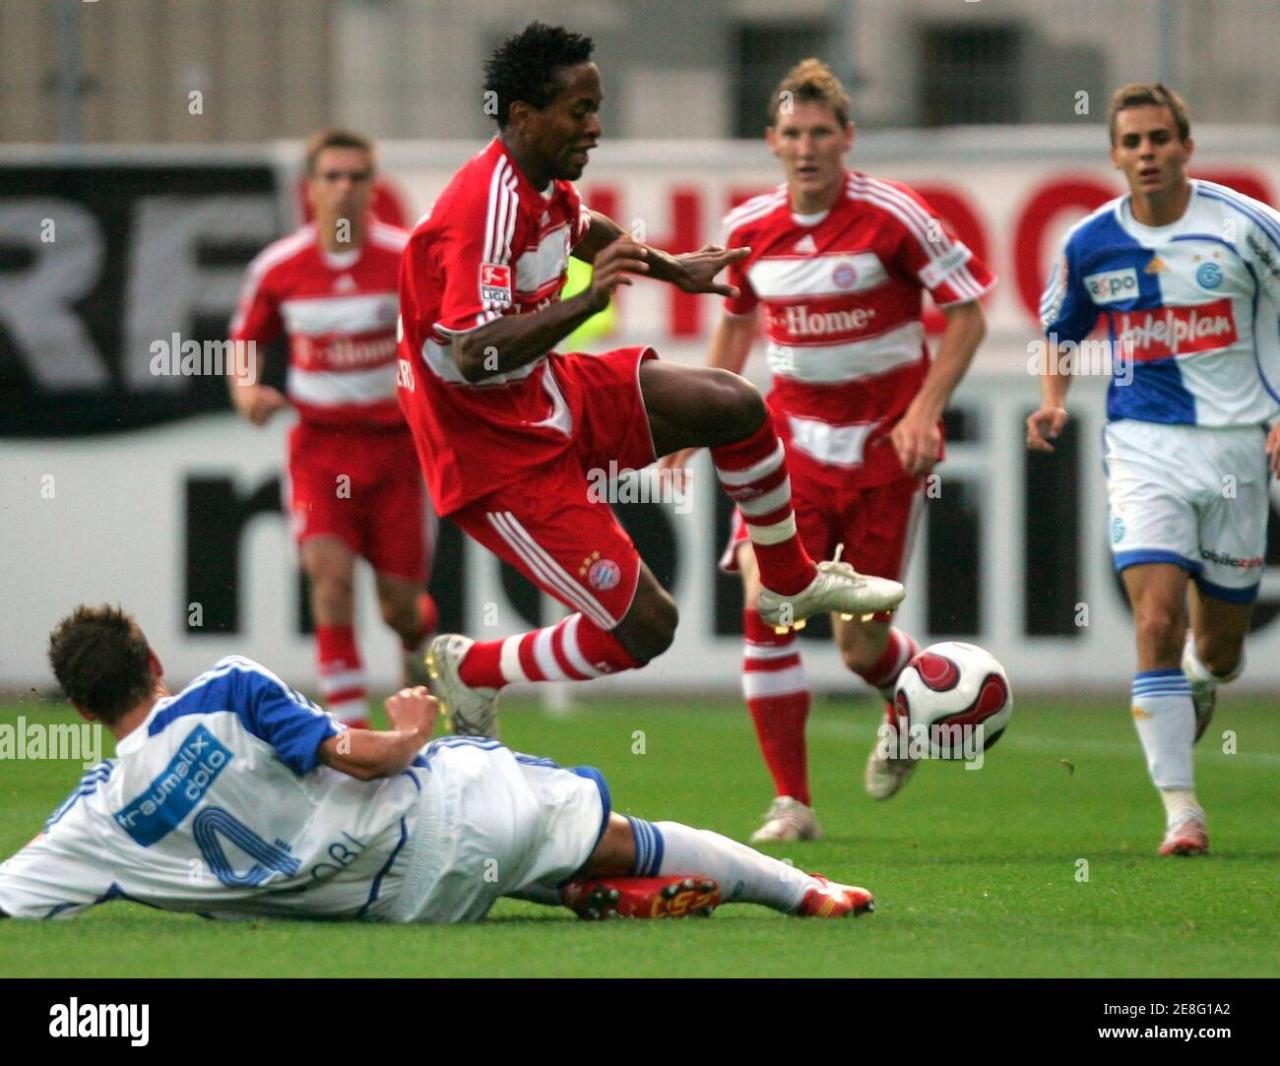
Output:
[387, 738, 609, 924]
[1103, 419, 1270, 603]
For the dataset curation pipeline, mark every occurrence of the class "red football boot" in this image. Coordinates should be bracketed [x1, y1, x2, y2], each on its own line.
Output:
[796, 874, 875, 918]
[560, 876, 721, 920]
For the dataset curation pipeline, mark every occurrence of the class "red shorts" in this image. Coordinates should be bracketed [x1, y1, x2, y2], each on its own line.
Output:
[722, 471, 925, 588]
[450, 347, 657, 629]
[286, 422, 432, 583]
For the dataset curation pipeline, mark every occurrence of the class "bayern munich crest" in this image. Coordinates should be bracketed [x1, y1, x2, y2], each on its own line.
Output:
[832, 260, 858, 289]
[586, 558, 622, 591]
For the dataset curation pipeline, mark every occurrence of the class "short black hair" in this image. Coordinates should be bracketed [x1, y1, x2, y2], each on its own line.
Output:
[48, 605, 154, 724]
[484, 21, 595, 129]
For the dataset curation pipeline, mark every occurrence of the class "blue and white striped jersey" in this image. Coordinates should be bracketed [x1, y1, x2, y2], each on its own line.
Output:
[1041, 179, 1280, 426]
[0, 657, 420, 921]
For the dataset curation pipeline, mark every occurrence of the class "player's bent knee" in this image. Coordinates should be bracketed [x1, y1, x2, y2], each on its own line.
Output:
[379, 600, 414, 634]
[312, 573, 355, 610]
[1135, 606, 1184, 659]
[637, 598, 678, 660]
[616, 591, 678, 663]
[1200, 640, 1244, 680]
[716, 372, 766, 431]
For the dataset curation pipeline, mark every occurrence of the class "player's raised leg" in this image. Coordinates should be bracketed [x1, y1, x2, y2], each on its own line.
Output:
[561, 812, 873, 919]
[425, 465, 668, 735]
[427, 563, 672, 737]
[841, 613, 922, 800]
[303, 537, 370, 728]
[1123, 562, 1206, 855]
[640, 360, 905, 625]
[1182, 581, 1251, 745]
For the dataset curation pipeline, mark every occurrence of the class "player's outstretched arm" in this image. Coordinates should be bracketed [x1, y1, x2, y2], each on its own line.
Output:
[638, 243, 751, 298]
[573, 210, 749, 297]
[318, 687, 438, 781]
[1026, 339, 1072, 453]
[891, 299, 986, 477]
[571, 210, 628, 263]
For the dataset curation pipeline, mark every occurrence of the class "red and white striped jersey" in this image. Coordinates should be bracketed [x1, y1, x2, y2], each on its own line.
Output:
[723, 172, 994, 487]
[230, 220, 408, 429]
[397, 137, 593, 515]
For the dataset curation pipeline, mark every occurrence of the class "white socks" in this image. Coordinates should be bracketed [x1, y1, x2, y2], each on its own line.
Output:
[630, 818, 815, 913]
[1160, 789, 1204, 828]
[1131, 669, 1199, 825]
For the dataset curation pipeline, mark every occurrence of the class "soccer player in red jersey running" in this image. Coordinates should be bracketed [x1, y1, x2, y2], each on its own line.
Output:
[663, 60, 992, 841]
[229, 129, 437, 728]
[398, 24, 905, 737]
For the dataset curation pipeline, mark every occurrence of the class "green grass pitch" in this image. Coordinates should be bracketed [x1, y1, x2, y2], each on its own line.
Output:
[1, 692, 1276, 978]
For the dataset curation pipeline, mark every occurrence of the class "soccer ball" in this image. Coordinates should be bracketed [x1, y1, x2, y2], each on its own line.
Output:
[892, 642, 1013, 759]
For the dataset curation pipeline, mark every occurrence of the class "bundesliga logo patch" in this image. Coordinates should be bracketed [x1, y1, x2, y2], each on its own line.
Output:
[479, 262, 512, 307]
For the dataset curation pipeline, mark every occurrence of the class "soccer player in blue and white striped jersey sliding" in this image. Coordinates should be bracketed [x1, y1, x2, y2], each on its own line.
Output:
[0, 605, 871, 923]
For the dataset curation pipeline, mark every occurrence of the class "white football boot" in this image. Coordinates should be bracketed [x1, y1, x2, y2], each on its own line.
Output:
[758, 548, 904, 630]
[863, 720, 919, 800]
[749, 796, 822, 843]
[424, 634, 499, 737]
[1159, 810, 1210, 856]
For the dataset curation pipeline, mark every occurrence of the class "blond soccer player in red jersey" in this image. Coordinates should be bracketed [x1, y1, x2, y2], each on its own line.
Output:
[663, 60, 993, 842]
[397, 25, 906, 740]
[228, 129, 437, 728]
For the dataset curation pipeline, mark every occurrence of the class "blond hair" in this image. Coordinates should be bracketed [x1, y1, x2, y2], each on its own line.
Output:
[769, 58, 851, 127]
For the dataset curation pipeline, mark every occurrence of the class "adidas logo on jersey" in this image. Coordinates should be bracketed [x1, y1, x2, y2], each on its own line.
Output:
[334, 274, 357, 293]
[794, 235, 818, 254]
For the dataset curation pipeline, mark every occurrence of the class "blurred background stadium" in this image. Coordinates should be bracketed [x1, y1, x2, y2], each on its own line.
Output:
[4, 0, 1280, 696]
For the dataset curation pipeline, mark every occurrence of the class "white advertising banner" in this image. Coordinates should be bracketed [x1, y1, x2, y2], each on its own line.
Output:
[3, 132, 1280, 695]
[4, 372, 1279, 694]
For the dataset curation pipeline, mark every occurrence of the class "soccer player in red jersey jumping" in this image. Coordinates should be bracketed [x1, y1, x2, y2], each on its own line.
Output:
[229, 129, 437, 728]
[398, 25, 905, 737]
[664, 60, 992, 841]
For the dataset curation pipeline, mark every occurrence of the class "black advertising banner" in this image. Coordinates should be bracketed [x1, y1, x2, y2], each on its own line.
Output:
[0, 161, 283, 437]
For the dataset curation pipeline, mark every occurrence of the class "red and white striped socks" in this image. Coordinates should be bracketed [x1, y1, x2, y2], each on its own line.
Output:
[856, 628, 920, 702]
[742, 608, 812, 805]
[458, 613, 642, 689]
[315, 624, 369, 727]
[711, 419, 815, 596]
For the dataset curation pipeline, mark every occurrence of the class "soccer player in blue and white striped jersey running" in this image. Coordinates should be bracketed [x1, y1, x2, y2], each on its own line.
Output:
[1029, 84, 1280, 856]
